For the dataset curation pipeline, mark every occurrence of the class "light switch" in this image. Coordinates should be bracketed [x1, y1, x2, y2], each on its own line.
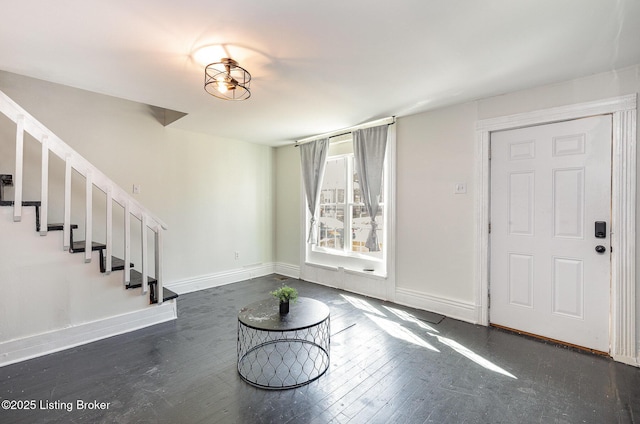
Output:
[133, 184, 141, 194]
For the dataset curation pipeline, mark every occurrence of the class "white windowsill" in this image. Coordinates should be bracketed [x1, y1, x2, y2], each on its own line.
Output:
[311, 246, 384, 263]
[344, 267, 387, 280]
[304, 261, 387, 280]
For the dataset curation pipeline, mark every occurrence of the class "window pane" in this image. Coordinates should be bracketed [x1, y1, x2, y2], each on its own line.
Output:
[351, 156, 384, 257]
[318, 157, 346, 250]
[352, 163, 361, 203]
[351, 205, 383, 257]
[352, 162, 383, 204]
[320, 158, 346, 204]
[318, 205, 344, 250]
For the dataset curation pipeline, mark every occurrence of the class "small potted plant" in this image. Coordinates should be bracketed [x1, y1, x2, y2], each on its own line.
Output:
[270, 285, 298, 315]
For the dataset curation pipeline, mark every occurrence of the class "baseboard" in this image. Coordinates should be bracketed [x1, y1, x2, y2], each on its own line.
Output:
[613, 353, 640, 368]
[395, 287, 478, 324]
[166, 263, 278, 294]
[0, 302, 177, 368]
[275, 262, 300, 279]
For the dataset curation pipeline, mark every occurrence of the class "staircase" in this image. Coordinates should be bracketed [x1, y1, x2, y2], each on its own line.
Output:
[0, 89, 177, 306]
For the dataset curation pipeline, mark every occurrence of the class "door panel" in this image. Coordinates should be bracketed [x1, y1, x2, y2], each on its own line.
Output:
[508, 172, 534, 235]
[552, 256, 583, 318]
[509, 253, 534, 307]
[553, 167, 584, 238]
[490, 115, 611, 352]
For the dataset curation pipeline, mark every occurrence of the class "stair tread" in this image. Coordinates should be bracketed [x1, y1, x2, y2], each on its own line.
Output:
[161, 287, 179, 302]
[125, 270, 177, 303]
[47, 223, 79, 231]
[151, 285, 178, 304]
[98, 251, 134, 273]
[110, 256, 131, 271]
[126, 269, 157, 289]
[0, 200, 41, 207]
[70, 240, 106, 253]
[102, 256, 134, 272]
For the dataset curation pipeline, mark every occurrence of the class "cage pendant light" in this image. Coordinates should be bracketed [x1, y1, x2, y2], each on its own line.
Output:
[204, 58, 251, 101]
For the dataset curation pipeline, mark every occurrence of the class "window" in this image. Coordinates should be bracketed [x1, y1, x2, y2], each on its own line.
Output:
[303, 124, 394, 279]
[315, 139, 385, 260]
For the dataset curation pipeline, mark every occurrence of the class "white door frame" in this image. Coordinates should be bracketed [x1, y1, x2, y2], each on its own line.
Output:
[474, 94, 637, 366]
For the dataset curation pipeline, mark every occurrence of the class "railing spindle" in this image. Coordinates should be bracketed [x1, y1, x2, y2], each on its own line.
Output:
[155, 227, 164, 305]
[85, 171, 92, 263]
[141, 215, 148, 294]
[63, 155, 72, 250]
[40, 135, 49, 235]
[13, 116, 24, 222]
[106, 187, 113, 274]
[124, 201, 131, 286]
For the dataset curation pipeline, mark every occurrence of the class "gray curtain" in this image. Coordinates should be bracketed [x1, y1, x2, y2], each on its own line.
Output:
[299, 138, 329, 244]
[353, 125, 388, 252]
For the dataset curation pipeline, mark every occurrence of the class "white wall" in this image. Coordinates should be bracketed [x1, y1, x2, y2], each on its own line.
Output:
[275, 64, 640, 354]
[396, 102, 477, 303]
[274, 144, 301, 273]
[0, 71, 275, 358]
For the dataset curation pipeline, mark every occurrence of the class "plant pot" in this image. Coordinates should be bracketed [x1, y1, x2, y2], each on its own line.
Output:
[279, 301, 289, 315]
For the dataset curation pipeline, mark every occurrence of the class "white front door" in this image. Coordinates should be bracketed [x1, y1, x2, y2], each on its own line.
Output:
[490, 115, 612, 352]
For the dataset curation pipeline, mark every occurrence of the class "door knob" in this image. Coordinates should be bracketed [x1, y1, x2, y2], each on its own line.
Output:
[595, 245, 606, 254]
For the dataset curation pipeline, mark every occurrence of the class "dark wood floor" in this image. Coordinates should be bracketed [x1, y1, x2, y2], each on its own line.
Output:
[1, 274, 639, 424]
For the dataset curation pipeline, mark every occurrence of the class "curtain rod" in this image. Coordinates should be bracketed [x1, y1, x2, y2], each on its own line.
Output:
[294, 116, 395, 147]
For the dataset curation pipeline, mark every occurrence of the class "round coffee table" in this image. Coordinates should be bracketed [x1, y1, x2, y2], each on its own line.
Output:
[237, 297, 330, 389]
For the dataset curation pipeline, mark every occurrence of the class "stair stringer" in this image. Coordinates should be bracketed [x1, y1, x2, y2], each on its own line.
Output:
[0, 207, 176, 367]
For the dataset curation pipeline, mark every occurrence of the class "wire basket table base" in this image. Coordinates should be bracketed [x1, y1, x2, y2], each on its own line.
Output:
[237, 297, 330, 390]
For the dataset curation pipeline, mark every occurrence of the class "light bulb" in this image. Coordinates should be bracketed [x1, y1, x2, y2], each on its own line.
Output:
[214, 76, 229, 93]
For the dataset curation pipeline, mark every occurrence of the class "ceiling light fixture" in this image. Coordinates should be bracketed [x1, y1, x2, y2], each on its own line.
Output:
[204, 58, 251, 101]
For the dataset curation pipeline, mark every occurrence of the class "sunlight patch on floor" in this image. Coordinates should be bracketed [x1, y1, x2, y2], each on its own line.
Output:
[383, 305, 440, 333]
[341, 294, 386, 316]
[346, 295, 517, 379]
[429, 333, 518, 379]
[365, 313, 440, 352]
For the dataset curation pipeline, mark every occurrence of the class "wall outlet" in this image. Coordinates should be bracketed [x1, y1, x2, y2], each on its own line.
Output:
[234, 251, 239, 260]
[454, 182, 467, 194]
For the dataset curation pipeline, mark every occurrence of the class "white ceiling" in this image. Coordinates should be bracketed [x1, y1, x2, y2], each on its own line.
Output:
[1, 0, 639, 146]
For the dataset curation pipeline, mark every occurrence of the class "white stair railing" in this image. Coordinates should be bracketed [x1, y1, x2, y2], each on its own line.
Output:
[13, 116, 24, 222]
[0, 89, 167, 304]
[40, 135, 49, 236]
